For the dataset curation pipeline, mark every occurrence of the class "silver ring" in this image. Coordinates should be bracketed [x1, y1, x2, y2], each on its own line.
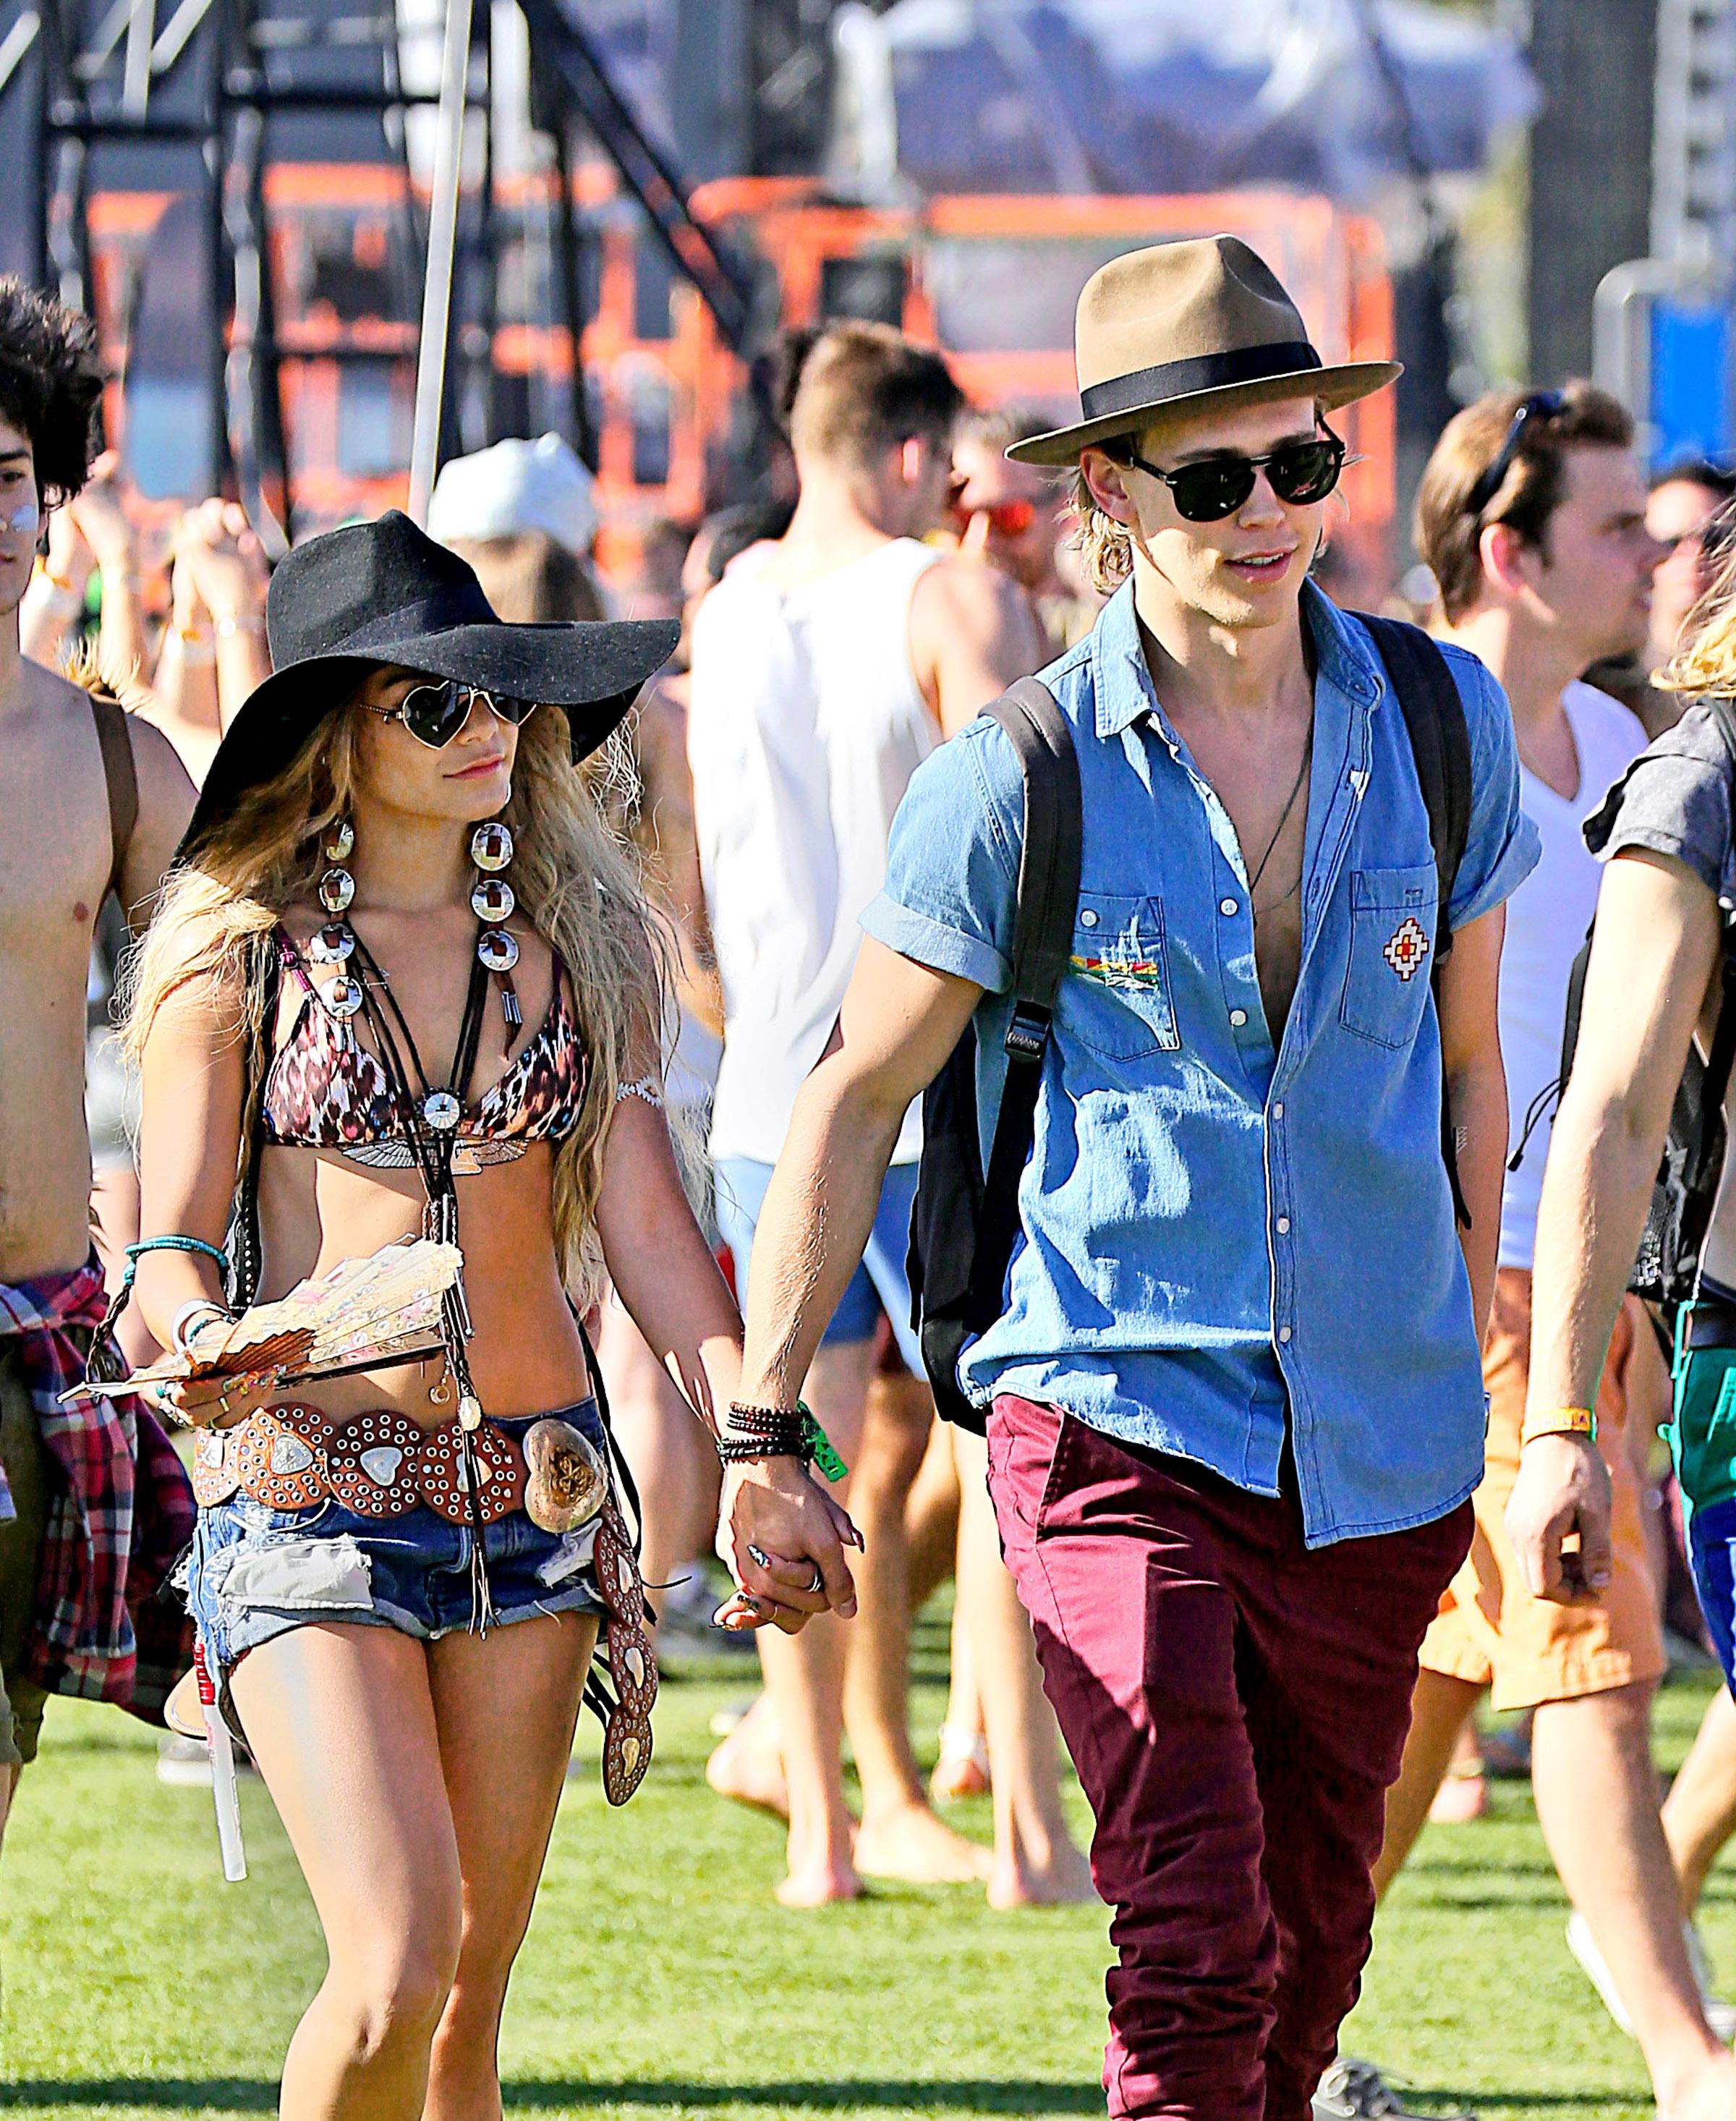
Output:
[805, 1561, 825, 1595]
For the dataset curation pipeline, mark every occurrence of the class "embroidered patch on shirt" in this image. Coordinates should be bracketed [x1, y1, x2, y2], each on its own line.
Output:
[1383, 914, 1430, 982]
[1072, 927, 1164, 990]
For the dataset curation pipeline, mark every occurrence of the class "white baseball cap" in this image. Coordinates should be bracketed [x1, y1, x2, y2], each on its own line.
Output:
[427, 432, 598, 557]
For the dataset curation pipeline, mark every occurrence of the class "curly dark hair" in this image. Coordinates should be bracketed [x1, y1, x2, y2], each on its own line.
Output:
[0, 278, 103, 506]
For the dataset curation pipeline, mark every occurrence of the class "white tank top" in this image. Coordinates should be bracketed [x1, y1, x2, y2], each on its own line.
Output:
[688, 536, 943, 1165]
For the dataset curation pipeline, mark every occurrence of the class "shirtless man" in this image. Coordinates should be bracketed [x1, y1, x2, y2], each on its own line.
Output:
[0, 279, 195, 1845]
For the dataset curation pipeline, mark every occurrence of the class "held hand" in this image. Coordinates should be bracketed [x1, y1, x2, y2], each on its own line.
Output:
[156, 1320, 274, 1431]
[1505, 1433, 1614, 1603]
[718, 1458, 862, 1635]
[43, 501, 90, 594]
[69, 451, 135, 573]
[180, 498, 268, 618]
[157, 1370, 278, 1430]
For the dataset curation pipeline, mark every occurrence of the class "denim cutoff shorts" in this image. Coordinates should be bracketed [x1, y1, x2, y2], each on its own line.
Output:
[184, 1401, 610, 1695]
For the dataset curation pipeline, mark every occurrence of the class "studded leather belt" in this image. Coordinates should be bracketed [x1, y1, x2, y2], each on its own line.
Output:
[192, 1403, 532, 1525]
[192, 1399, 659, 1804]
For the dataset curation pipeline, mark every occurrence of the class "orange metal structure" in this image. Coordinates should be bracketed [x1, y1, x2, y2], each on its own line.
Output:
[679, 179, 1398, 582]
[82, 167, 1397, 576]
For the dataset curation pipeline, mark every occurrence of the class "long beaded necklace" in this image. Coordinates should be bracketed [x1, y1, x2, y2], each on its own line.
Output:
[302, 814, 527, 1620]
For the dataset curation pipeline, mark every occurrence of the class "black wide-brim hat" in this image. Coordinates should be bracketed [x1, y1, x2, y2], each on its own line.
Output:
[179, 509, 678, 859]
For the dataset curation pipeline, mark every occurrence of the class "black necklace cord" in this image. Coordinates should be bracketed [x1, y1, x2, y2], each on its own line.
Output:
[328, 922, 498, 1625]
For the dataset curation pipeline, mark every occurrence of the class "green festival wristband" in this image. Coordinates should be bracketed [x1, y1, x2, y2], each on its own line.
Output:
[799, 1405, 849, 1483]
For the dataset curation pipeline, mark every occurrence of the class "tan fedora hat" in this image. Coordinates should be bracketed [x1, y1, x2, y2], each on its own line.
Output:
[1008, 234, 1401, 467]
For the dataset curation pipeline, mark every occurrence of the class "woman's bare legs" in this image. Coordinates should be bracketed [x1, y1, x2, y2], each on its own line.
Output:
[1663, 1683, 1736, 1918]
[231, 1625, 464, 2121]
[906, 1421, 987, 1803]
[905, 1413, 963, 1608]
[848, 1369, 989, 1885]
[747, 1339, 874, 1905]
[952, 1429, 1094, 1907]
[425, 1610, 594, 2121]
[231, 1610, 594, 2121]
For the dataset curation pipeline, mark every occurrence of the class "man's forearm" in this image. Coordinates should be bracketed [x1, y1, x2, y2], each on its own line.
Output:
[1449, 1051, 1507, 1343]
[737, 1069, 908, 1409]
[1528, 1091, 1661, 1418]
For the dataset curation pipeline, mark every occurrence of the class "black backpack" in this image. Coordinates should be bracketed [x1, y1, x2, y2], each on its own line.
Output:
[1536, 699, 1736, 1322]
[906, 616, 1472, 1432]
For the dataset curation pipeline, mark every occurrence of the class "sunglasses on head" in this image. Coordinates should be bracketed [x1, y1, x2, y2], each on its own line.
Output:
[1118, 426, 1348, 524]
[948, 496, 1039, 538]
[363, 679, 541, 750]
[1467, 390, 1569, 516]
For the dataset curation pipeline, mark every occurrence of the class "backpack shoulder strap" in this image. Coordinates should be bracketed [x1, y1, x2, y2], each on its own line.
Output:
[990, 676, 1082, 1021]
[89, 689, 139, 908]
[1353, 612, 1472, 966]
[965, 678, 1081, 1327]
[1353, 610, 1475, 1224]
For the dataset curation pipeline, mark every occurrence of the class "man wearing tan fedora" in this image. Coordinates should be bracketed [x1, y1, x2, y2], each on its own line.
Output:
[723, 235, 1536, 2117]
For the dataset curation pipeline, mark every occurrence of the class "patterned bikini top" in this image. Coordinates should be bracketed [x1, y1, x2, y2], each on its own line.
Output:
[261, 927, 587, 1173]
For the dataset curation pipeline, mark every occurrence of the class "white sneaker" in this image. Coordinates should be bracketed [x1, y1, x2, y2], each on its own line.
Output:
[1312, 2059, 1473, 2117]
[1566, 1910, 1736, 2042]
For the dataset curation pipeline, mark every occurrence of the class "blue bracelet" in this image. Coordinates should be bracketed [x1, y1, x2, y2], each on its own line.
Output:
[121, 1235, 229, 1288]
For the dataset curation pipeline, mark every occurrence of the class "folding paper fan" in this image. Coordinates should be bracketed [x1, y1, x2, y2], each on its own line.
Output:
[69, 1238, 463, 1402]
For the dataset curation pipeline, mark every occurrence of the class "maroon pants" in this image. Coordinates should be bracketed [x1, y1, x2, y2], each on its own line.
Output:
[985, 1395, 1471, 2121]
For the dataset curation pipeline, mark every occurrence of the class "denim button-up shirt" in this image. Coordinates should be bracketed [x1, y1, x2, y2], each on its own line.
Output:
[861, 581, 1539, 1547]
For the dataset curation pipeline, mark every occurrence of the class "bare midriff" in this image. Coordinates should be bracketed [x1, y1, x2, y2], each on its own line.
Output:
[254, 1138, 592, 1428]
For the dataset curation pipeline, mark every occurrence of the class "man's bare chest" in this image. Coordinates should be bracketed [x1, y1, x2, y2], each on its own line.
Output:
[0, 721, 112, 959]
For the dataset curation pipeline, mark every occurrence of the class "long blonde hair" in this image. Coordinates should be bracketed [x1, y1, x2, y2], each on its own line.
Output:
[1659, 541, 1736, 701]
[121, 695, 670, 1301]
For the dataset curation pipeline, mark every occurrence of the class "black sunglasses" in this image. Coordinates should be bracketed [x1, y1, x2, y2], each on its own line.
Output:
[1467, 390, 1569, 515]
[1119, 427, 1348, 523]
[364, 679, 541, 750]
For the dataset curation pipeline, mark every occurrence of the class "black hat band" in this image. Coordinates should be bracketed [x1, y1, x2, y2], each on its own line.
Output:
[1078, 339, 1323, 422]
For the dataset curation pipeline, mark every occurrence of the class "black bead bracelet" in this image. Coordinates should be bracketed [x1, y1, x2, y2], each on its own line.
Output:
[718, 1403, 812, 1463]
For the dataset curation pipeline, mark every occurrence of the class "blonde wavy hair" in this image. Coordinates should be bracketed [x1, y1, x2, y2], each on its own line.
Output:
[121, 695, 670, 1301]
[1658, 537, 1736, 701]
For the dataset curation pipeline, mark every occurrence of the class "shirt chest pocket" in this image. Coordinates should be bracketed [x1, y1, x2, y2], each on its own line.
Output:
[1065, 892, 1180, 1061]
[1340, 864, 1439, 1050]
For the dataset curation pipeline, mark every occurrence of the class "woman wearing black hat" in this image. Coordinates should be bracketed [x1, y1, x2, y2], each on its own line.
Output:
[115, 514, 856, 2121]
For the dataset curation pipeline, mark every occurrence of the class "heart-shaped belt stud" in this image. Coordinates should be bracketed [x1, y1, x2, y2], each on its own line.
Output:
[323, 1408, 427, 1518]
[231, 1407, 335, 1510]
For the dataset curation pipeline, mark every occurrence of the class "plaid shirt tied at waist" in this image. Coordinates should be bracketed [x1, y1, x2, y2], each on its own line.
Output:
[0, 1258, 195, 1714]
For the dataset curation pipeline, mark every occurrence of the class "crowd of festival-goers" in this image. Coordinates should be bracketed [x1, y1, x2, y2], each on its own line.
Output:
[11, 236, 1736, 2121]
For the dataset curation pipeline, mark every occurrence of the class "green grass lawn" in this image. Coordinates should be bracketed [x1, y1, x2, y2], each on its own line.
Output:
[1, 1618, 1729, 2120]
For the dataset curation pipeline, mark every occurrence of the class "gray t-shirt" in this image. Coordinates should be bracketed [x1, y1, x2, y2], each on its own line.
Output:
[1583, 700, 1736, 901]
[1584, 700, 1736, 1287]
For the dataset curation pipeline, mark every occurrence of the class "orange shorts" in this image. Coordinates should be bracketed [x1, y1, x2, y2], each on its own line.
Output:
[1418, 1267, 1667, 1712]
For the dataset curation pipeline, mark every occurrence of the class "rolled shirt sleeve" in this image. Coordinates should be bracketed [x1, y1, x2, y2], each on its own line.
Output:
[860, 718, 1024, 994]
[1440, 643, 1543, 931]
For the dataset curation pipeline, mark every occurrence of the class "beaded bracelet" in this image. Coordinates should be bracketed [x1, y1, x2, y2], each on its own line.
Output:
[719, 1402, 850, 1482]
[170, 1299, 233, 1359]
[126, 1233, 229, 1272]
[121, 1233, 230, 1295]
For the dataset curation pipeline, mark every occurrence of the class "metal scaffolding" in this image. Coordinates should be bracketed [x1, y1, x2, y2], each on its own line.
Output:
[0, 0, 767, 541]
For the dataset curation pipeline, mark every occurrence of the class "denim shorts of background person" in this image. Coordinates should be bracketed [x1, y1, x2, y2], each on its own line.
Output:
[861, 579, 1539, 1543]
